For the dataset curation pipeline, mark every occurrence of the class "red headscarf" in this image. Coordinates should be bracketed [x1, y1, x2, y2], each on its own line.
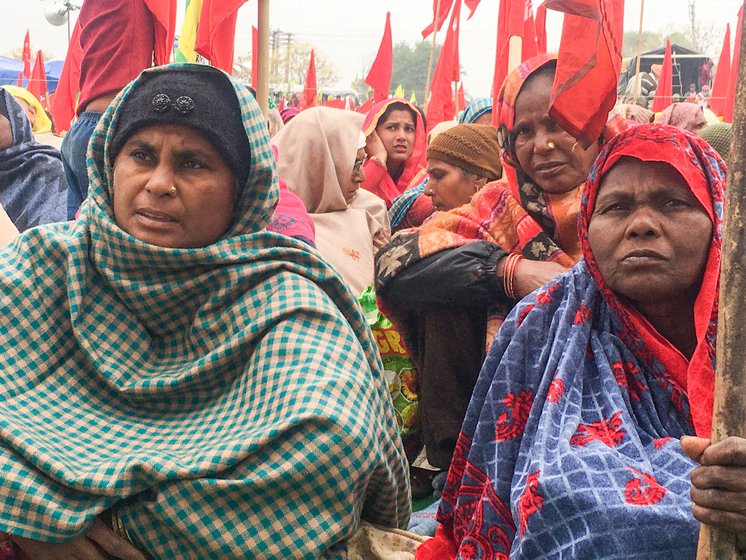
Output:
[581, 123, 725, 437]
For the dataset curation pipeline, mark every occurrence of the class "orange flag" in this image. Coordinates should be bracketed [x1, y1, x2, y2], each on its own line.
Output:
[724, 5, 743, 123]
[195, 0, 249, 73]
[709, 24, 731, 116]
[143, 0, 177, 65]
[426, 0, 461, 130]
[28, 50, 49, 109]
[16, 30, 31, 87]
[50, 20, 83, 133]
[302, 49, 317, 109]
[365, 12, 393, 102]
[651, 40, 673, 113]
[544, 0, 624, 147]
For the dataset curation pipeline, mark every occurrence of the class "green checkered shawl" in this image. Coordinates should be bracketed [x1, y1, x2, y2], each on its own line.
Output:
[0, 64, 410, 559]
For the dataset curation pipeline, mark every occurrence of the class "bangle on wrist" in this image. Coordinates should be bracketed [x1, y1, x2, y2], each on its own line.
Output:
[502, 253, 523, 299]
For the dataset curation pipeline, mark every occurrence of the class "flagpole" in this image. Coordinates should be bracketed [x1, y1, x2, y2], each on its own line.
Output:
[632, 0, 645, 105]
[257, 0, 270, 117]
[424, 0, 443, 109]
[696, 3, 746, 558]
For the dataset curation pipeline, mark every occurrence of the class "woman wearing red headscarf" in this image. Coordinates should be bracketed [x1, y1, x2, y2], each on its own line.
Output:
[362, 98, 428, 208]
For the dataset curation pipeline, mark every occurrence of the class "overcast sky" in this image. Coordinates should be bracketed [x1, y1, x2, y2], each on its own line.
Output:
[1, 0, 742, 97]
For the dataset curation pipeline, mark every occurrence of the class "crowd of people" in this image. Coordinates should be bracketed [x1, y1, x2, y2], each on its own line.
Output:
[0, 2, 743, 559]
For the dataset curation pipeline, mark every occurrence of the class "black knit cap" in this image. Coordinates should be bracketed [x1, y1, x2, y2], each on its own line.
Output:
[109, 65, 251, 186]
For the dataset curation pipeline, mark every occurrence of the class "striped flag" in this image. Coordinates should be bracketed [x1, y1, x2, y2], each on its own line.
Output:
[175, 0, 204, 62]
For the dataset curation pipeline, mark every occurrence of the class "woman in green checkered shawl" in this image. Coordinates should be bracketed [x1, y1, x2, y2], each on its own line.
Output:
[0, 64, 409, 559]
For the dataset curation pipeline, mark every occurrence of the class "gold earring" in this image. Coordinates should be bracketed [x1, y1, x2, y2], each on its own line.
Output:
[547, 141, 556, 150]
[169, 185, 177, 195]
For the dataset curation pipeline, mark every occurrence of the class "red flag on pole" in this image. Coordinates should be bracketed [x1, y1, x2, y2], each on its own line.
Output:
[28, 50, 49, 109]
[724, 5, 743, 123]
[365, 12, 393, 103]
[422, 0, 454, 39]
[251, 26, 258, 89]
[50, 20, 83, 134]
[143, 0, 177, 65]
[542, 0, 624, 147]
[535, 2, 548, 54]
[490, 0, 538, 125]
[709, 24, 731, 116]
[195, 0, 248, 73]
[357, 98, 374, 114]
[302, 49, 317, 109]
[464, 0, 481, 19]
[17, 30, 31, 87]
[651, 39, 673, 113]
[426, 0, 461, 130]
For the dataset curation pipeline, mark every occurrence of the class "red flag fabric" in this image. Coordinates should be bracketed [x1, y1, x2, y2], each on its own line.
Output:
[143, 0, 177, 65]
[278, 97, 286, 112]
[422, 0, 455, 39]
[535, 2, 548, 54]
[50, 20, 83, 133]
[302, 49, 317, 109]
[426, 0, 461, 131]
[490, 0, 538, 125]
[17, 30, 31, 87]
[457, 83, 466, 111]
[357, 98, 374, 114]
[325, 97, 345, 109]
[651, 39, 673, 113]
[28, 50, 49, 109]
[724, 5, 743, 123]
[709, 24, 731, 116]
[543, 0, 625, 147]
[365, 12, 393, 102]
[251, 26, 258, 89]
[195, 0, 248, 73]
[464, 0, 480, 19]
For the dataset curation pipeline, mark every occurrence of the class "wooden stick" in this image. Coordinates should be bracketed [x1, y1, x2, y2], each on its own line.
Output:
[508, 35, 523, 73]
[696, 3, 746, 558]
[632, 0, 645, 105]
[424, 0, 443, 109]
[256, 0, 270, 117]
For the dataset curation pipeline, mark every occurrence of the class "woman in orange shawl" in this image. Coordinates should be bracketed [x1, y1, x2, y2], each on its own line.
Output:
[362, 98, 428, 208]
[375, 54, 628, 471]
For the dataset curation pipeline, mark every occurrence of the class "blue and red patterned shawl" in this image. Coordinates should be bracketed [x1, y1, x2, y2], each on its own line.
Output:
[417, 124, 725, 559]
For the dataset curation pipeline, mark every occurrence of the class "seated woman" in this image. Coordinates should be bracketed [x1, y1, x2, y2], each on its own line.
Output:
[0, 88, 67, 231]
[424, 124, 501, 213]
[273, 106, 390, 296]
[362, 98, 427, 208]
[417, 123, 734, 558]
[458, 97, 492, 125]
[376, 53, 626, 470]
[0, 64, 409, 559]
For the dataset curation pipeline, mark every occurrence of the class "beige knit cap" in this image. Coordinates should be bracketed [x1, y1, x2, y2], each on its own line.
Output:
[427, 123, 502, 180]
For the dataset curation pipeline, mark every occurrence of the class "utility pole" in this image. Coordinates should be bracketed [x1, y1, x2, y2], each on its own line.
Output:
[688, 0, 697, 49]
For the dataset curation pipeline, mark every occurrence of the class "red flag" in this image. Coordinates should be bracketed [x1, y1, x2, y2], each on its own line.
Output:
[50, 20, 83, 133]
[28, 50, 49, 109]
[651, 40, 673, 113]
[543, 0, 624, 147]
[535, 2, 548, 54]
[251, 26, 258, 89]
[426, 0, 461, 130]
[464, 0, 481, 19]
[365, 12, 393, 102]
[422, 0, 455, 39]
[17, 30, 31, 87]
[325, 97, 345, 109]
[143, 0, 177, 65]
[278, 97, 286, 112]
[302, 49, 317, 109]
[195, 0, 248, 73]
[724, 5, 743, 123]
[490, 0, 538, 125]
[357, 98, 374, 114]
[457, 83, 466, 111]
[709, 24, 731, 116]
